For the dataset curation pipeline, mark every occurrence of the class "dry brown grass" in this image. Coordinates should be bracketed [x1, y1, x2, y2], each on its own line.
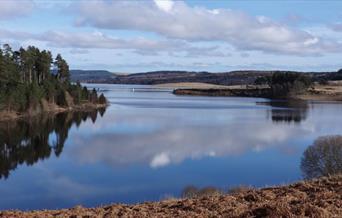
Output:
[155, 82, 232, 89]
[156, 82, 265, 90]
[2, 175, 341, 218]
[293, 81, 342, 101]
[171, 81, 342, 101]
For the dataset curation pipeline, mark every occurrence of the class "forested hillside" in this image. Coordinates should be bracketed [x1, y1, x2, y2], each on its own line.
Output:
[0, 44, 107, 115]
[70, 69, 341, 86]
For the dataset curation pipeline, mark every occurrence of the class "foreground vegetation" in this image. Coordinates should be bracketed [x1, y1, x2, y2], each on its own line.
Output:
[0, 44, 107, 120]
[1, 135, 340, 217]
[2, 175, 341, 217]
[2, 134, 340, 216]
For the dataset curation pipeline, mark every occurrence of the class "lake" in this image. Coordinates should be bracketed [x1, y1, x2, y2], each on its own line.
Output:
[1, 84, 342, 210]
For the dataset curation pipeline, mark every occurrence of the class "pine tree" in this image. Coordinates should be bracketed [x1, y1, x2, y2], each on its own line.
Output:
[54, 54, 70, 82]
[0, 44, 107, 113]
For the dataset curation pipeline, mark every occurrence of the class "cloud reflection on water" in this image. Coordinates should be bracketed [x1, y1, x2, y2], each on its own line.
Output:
[69, 113, 313, 169]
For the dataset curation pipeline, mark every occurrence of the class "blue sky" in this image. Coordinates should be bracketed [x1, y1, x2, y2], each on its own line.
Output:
[0, 0, 341, 73]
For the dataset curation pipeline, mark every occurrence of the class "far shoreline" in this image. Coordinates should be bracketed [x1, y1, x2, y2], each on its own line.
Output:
[172, 82, 342, 102]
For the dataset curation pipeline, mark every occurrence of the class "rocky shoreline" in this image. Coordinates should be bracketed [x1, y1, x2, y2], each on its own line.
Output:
[1, 175, 341, 218]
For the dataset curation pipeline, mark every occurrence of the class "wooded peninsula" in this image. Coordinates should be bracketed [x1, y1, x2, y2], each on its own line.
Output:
[0, 44, 107, 121]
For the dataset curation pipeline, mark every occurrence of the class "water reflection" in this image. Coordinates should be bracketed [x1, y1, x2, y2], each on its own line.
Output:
[71, 118, 311, 169]
[0, 109, 105, 179]
[181, 135, 342, 198]
[2, 84, 342, 210]
[301, 135, 342, 179]
[259, 100, 308, 123]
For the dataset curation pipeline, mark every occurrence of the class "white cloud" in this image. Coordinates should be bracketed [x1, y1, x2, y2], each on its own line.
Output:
[150, 152, 171, 168]
[70, 121, 311, 169]
[73, 0, 342, 56]
[0, 28, 226, 58]
[0, 0, 35, 20]
[304, 37, 319, 46]
[153, 0, 174, 12]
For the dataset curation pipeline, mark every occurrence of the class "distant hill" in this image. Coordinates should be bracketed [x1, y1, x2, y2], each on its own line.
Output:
[70, 70, 116, 83]
[70, 69, 340, 85]
[100, 70, 273, 86]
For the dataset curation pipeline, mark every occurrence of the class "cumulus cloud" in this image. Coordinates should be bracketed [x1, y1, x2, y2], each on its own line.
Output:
[0, 28, 226, 58]
[153, 0, 174, 12]
[0, 0, 35, 20]
[69, 117, 312, 169]
[150, 152, 171, 168]
[73, 0, 341, 56]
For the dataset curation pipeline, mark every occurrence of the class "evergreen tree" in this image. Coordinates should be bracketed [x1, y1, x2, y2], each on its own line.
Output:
[0, 44, 107, 113]
[90, 88, 98, 103]
[54, 54, 70, 82]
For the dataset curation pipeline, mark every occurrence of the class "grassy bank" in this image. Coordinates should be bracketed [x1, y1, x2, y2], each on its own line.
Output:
[2, 175, 341, 217]
[173, 86, 271, 98]
[173, 83, 342, 101]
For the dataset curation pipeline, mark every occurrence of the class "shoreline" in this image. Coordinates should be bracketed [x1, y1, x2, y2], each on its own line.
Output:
[173, 84, 342, 101]
[0, 103, 108, 122]
[173, 87, 272, 98]
[1, 175, 341, 217]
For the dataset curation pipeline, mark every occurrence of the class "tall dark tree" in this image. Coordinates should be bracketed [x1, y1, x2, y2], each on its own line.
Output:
[54, 54, 70, 82]
[36, 50, 52, 84]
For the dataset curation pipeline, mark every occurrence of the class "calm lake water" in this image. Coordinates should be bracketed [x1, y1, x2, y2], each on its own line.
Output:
[1, 84, 342, 210]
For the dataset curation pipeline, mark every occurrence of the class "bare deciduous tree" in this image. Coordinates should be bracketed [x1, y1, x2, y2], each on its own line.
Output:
[301, 135, 342, 179]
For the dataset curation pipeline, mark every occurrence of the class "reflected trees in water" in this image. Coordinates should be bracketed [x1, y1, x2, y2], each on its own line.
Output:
[261, 100, 308, 123]
[0, 108, 106, 179]
[301, 135, 342, 179]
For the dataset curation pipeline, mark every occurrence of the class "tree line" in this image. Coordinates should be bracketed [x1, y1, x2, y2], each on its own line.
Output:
[0, 44, 107, 112]
[254, 72, 312, 98]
